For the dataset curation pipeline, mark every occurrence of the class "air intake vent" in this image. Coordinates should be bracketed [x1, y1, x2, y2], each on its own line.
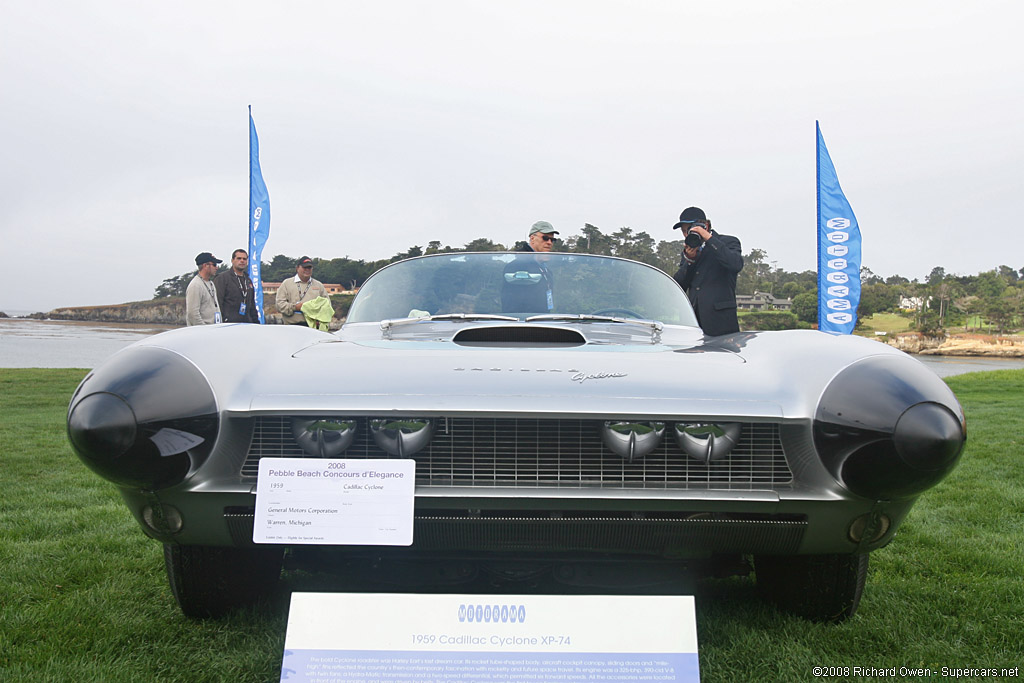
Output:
[242, 417, 792, 490]
[453, 326, 585, 346]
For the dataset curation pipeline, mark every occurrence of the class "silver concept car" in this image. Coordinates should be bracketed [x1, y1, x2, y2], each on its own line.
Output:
[67, 253, 966, 622]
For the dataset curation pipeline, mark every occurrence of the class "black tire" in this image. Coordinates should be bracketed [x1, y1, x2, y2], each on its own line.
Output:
[754, 553, 868, 623]
[164, 544, 283, 618]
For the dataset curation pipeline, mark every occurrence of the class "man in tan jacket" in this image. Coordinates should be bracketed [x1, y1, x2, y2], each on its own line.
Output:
[276, 256, 327, 325]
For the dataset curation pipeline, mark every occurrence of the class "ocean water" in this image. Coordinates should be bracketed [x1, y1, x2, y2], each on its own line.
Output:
[0, 318, 172, 369]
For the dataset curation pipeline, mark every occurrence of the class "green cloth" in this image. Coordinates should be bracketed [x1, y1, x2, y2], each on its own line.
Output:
[301, 296, 335, 331]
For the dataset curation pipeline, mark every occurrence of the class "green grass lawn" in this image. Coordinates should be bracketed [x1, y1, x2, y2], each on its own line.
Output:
[858, 312, 914, 334]
[2, 368, 1022, 681]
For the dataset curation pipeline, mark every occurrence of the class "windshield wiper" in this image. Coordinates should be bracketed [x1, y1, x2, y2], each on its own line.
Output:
[524, 314, 664, 342]
[423, 314, 520, 322]
[525, 313, 663, 329]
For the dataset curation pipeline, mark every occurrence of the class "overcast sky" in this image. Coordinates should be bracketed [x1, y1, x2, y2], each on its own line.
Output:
[2, 0, 1022, 313]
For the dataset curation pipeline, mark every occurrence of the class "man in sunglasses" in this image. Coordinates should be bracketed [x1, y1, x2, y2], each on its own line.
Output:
[524, 220, 559, 253]
[672, 206, 744, 336]
[503, 221, 558, 313]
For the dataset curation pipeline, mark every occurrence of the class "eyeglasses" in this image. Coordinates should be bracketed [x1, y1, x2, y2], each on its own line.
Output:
[299, 264, 313, 269]
[539, 234, 556, 242]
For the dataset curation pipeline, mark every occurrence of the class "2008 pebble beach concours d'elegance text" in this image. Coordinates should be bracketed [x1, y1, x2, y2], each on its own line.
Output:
[67, 253, 966, 622]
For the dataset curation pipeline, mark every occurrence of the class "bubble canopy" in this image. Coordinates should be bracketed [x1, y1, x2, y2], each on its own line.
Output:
[346, 252, 697, 326]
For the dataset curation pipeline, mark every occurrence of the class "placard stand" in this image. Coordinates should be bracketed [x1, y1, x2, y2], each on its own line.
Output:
[280, 592, 699, 682]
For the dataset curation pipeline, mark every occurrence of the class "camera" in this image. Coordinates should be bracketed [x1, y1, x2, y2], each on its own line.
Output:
[673, 221, 706, 249]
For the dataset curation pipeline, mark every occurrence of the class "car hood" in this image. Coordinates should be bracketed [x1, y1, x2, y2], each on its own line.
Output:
[128, 323, 910, 421]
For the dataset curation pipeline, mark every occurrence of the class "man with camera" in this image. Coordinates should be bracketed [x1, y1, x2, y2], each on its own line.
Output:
[672, 206, 744, 336]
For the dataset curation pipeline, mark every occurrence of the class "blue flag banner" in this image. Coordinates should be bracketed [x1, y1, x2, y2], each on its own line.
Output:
[249, 106, 271, 324]
[816, 122, 861, 334]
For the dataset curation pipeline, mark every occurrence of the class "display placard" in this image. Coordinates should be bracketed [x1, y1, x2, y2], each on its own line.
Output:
[280, 592, 699, 682]
[254, 457, 414, 545]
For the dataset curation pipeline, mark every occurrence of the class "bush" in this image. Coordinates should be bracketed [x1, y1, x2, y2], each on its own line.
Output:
[739, 311, 799, 331]
[915, 311, 945, 337]
[330, 294, 356, 319]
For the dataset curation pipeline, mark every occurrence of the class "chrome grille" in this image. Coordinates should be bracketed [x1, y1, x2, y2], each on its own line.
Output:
[241, 416, 791, 489]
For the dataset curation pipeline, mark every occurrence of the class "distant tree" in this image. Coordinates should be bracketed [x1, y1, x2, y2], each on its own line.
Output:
[927, 266, 946, 286]
[973, 270, 1006, 300]
[153, 271, 194, 299]
[739, 311, 798, 331]
[779, 281, 804, 299]
[317, 257, 375, 288]
[1007, 286, 1024, 331]
[860, 266, 883, 285]
[777, 269, 818, 293]
[575, 224, 615, 255]
[612, 228, 657, 265]
[859, 282, 898, 318]
[791, 291, 818, 324]
[916, 311, 944, 337]
[463, 237, 506, 251]
[998, 265, 1019, 283]
[956, 295, 981, 331]
[736, 248, 770, 295]
[389, 245, 423, 263]
[932, 280, 959, 326]
[154, 264, 229, 298]
[262, 254, 298, 282]
[654, 239, 685, 275]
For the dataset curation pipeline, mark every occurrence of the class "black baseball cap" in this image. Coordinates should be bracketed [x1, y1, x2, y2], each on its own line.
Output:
[296, 256, 314, 266]
[677, 207, 707, 224]
[195, 252, 222, 266]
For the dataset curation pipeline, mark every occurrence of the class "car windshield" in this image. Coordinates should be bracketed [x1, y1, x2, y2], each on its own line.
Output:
[346, 252, 697, 326]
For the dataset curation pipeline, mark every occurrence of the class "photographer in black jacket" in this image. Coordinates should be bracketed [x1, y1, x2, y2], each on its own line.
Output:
[672, 207, 744, 336]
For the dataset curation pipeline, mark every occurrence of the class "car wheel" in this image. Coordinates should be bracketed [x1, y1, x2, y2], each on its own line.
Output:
[163, 544, 283, 618]
[754, 553, 868, 623]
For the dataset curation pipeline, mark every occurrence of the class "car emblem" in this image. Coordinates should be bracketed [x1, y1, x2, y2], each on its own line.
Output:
[453, 367, 627, 382]
[571, 371, 627, 383]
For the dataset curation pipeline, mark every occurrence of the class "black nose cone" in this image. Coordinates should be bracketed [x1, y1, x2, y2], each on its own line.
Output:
[68, 392, 138, 461]
[893, 402, 965, 471]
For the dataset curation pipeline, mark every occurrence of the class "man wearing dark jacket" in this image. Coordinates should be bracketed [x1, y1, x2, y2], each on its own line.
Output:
[502, 221, 557, 314]
[672, 207, 744, 336]
[214, 249, 260, 323]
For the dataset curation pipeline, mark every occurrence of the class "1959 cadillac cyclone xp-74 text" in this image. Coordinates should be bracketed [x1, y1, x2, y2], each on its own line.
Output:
[67, 252, 966, 622]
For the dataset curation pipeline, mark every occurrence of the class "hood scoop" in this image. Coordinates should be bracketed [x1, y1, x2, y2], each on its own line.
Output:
[453, 326, 586, 347]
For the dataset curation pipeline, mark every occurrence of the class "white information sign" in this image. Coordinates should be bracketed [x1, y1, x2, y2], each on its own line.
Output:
[254, 458, 414, 546]
[280, 592, 700, 682]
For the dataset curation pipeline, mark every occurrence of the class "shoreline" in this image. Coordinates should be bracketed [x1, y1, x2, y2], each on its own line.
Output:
[885, 332, 1024, 359]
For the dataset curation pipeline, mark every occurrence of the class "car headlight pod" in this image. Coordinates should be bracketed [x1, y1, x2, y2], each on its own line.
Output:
[67, 347, 218, 490]
[601, 421, 665, 461]
[370, 418, 433, 457]
[813, 356, 966, 499]
[674, 422, 741, 464]
[292, 417, 357, 457]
